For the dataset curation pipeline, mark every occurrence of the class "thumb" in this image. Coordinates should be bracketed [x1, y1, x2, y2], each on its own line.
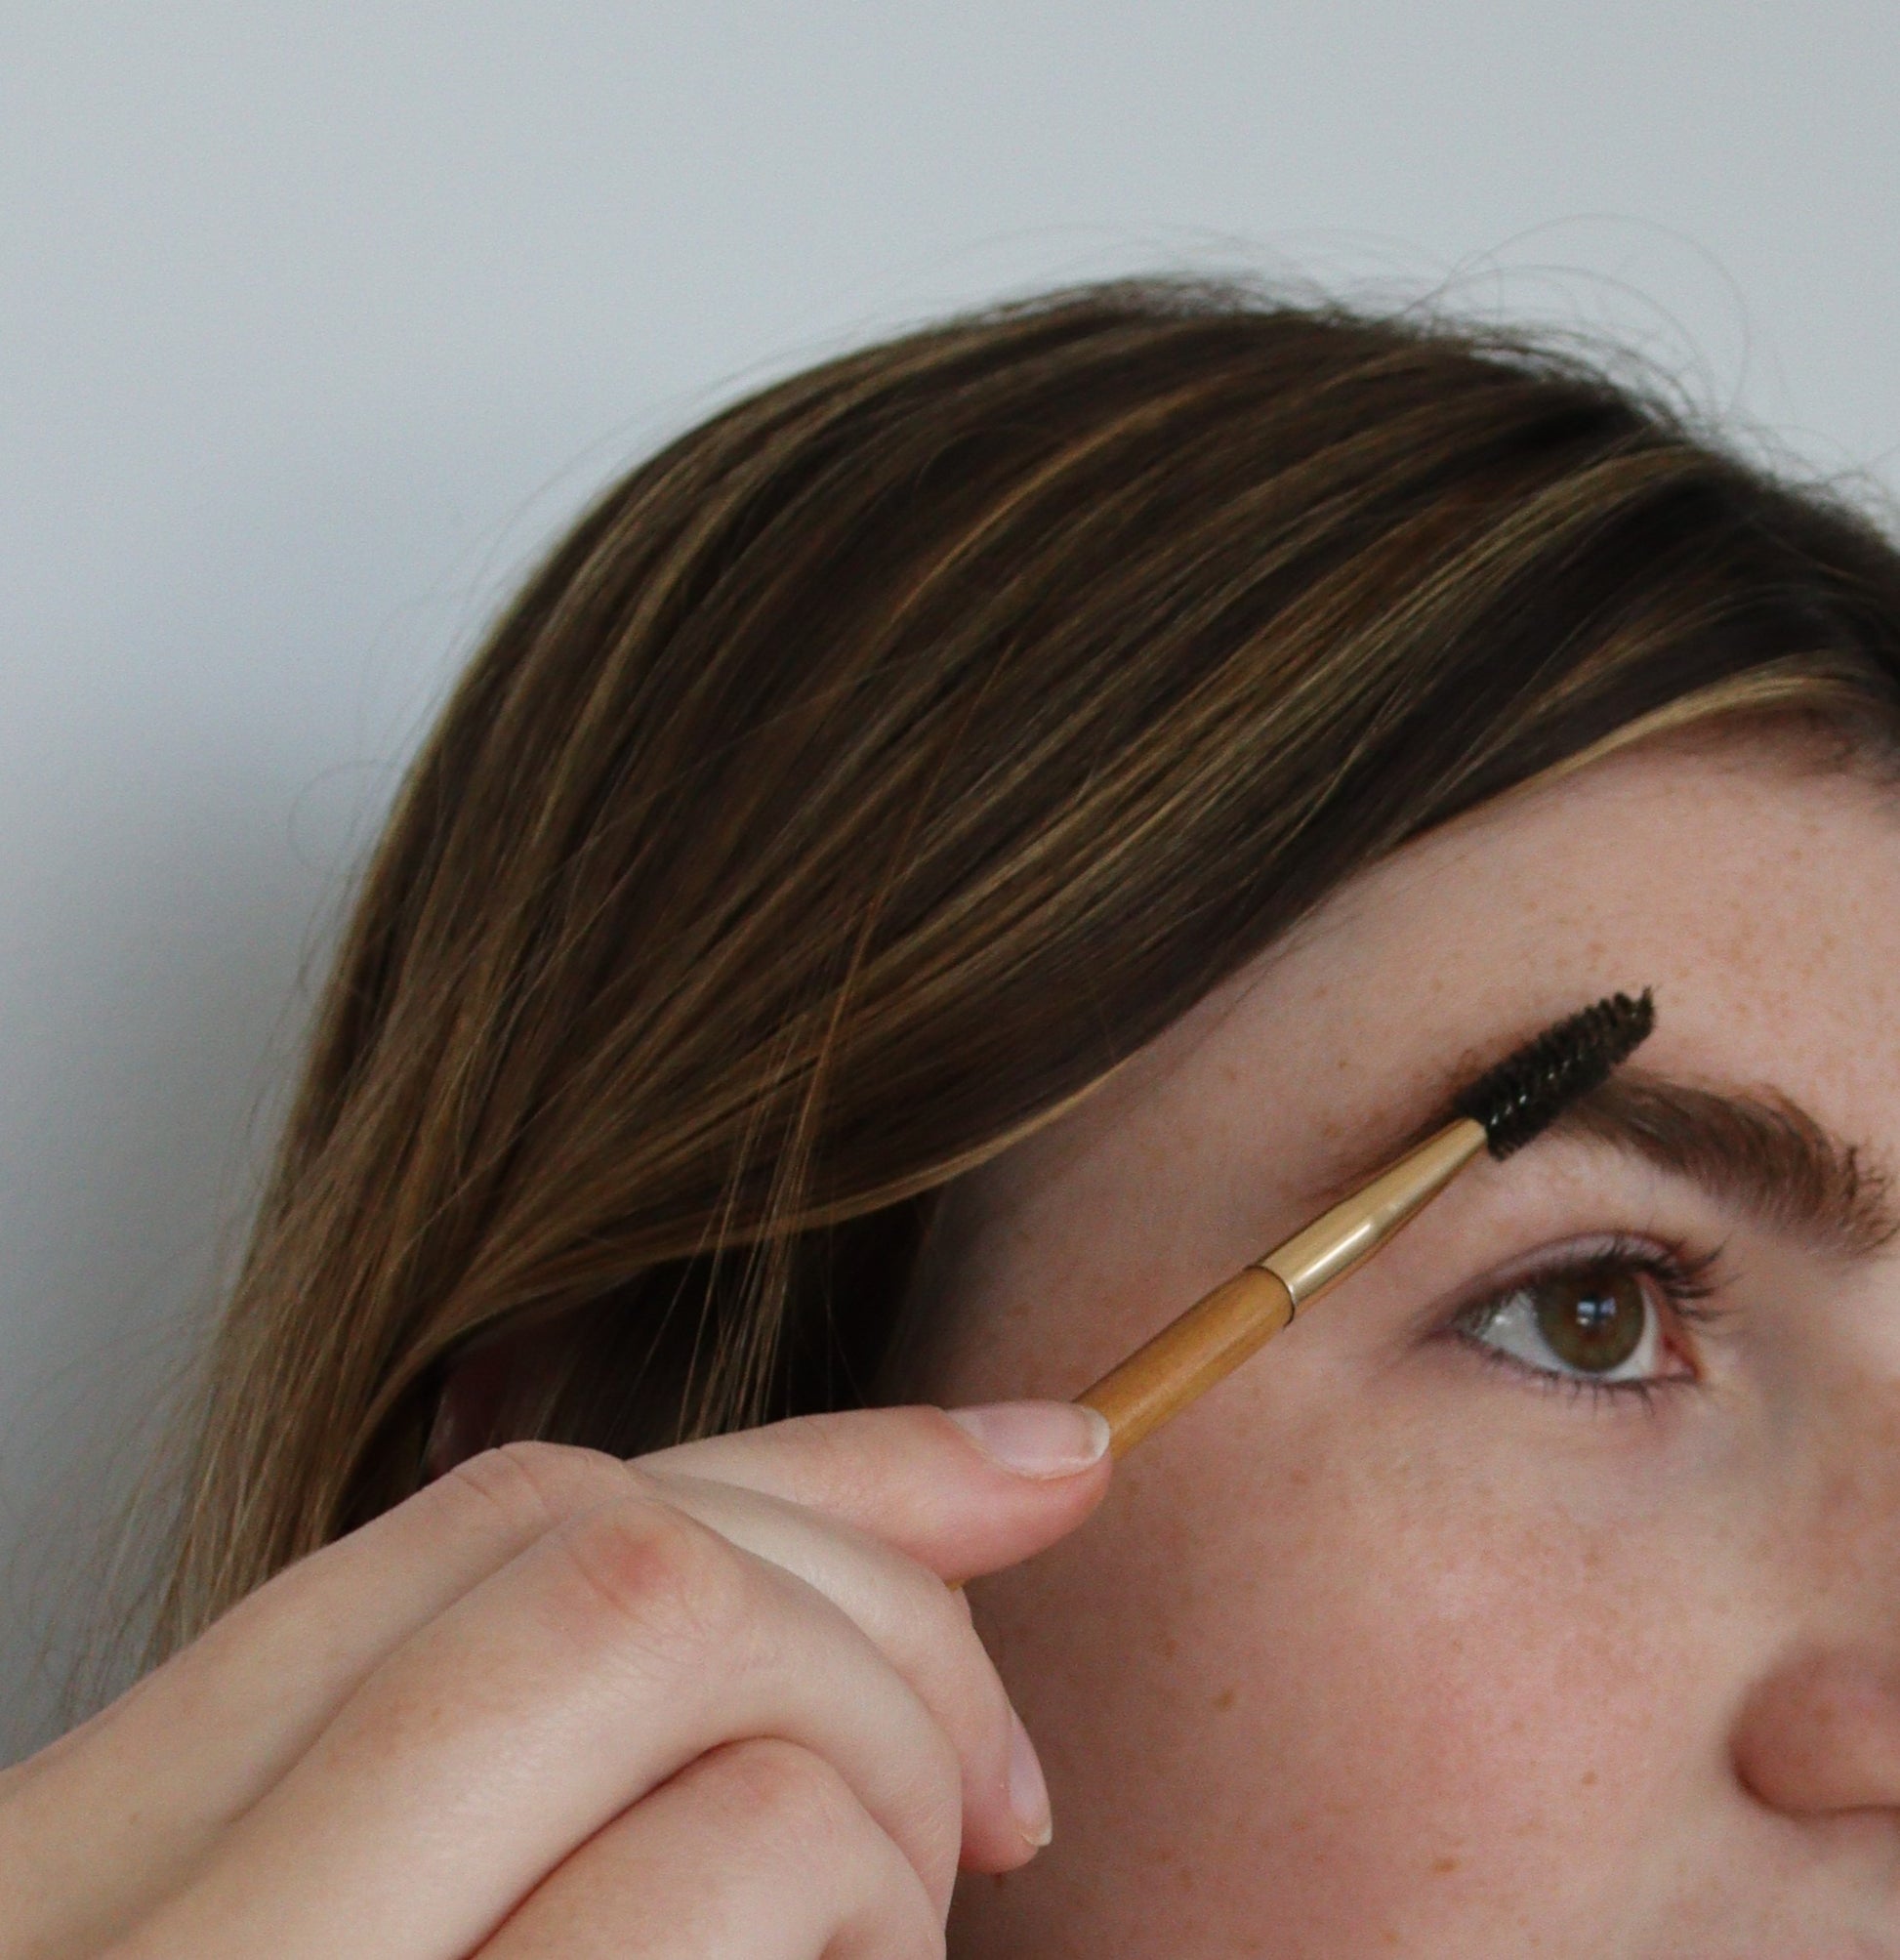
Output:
[636, 1402, 1112, 1583]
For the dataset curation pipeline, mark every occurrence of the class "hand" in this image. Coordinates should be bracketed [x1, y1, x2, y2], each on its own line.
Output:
[0, 1400, 1111, 1958]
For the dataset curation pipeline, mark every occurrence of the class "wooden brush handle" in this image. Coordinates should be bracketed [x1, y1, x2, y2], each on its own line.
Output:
[1076, 1265, 1296, 1457]
[948, 1272, 1288, 1596]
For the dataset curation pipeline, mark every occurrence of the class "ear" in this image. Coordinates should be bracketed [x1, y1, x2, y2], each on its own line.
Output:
[421, 1319, 561, 1480]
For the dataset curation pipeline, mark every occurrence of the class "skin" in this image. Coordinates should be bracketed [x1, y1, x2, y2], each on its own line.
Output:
[0, 1404, 1111, 1959]
[925, 731, 1900, 1955]
[1, 730, 1892, 1956]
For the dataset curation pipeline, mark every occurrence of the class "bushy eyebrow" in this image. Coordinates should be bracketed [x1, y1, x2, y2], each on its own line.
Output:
[1551, 1067, 1898, 1258]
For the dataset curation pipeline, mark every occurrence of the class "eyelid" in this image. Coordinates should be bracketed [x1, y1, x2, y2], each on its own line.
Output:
[1433, 1230, 1725, 1332]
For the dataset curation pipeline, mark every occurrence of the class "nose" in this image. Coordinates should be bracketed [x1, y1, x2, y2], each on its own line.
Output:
[1733, 1648, 1900, 1816]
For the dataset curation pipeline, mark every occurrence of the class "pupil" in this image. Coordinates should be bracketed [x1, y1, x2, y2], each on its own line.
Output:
[1533, 1270, 1646, 1373]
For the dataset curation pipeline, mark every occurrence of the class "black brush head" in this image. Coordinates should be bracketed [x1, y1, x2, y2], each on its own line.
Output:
[1452, 988, 1656, 1160]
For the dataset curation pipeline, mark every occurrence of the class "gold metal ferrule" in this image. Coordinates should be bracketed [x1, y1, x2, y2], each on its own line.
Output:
[1259, 1115, 1488, 1310]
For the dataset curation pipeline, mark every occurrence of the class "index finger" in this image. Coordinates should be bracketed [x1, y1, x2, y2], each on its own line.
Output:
[638, 1402, 1111, 1583]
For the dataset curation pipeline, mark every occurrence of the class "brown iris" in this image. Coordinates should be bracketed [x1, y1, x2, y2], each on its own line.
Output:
[1529, 1267, 1649, 1374]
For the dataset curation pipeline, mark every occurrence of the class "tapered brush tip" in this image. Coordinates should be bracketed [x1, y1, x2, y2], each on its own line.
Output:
[1452, 987, 1656, 1159]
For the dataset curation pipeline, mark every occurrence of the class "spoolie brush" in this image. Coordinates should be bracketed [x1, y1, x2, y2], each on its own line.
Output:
[1452, 989, 1654, 1158]
[1075, 988, 1657, 1455]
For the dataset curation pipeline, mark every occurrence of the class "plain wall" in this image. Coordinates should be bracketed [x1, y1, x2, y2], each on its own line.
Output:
[6, 1, 1899, 1755]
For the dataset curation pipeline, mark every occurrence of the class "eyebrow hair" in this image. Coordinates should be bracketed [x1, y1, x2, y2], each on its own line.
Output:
[1549, 1067, 1899, 1259]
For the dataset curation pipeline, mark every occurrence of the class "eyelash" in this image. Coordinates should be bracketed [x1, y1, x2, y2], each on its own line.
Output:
[1449, 1234, 1727, 1410]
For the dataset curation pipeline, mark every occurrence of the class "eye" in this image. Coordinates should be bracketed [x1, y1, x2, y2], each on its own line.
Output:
[1453, 1245, 1713, 1391]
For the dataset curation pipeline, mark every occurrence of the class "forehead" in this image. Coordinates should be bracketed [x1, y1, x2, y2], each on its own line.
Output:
[998, 735, 1900, 1206]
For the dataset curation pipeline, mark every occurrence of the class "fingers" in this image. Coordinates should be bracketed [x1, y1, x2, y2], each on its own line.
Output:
[129, 1488, 969, 1960]
[13, 1403, 1109, 1959]
[2, 1439, 644, 1955]
[639, 1470, 1048, 1871]
[476, 1740, 942, 1960]
[638, 1401, 1112, 1582]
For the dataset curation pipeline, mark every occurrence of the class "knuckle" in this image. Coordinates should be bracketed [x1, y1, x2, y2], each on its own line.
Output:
[696, 1741, 945, 1958]
[710, 1736, 863, 1849]
[435, 1439, 635, 1541]
[551, 1494, 750, 1664]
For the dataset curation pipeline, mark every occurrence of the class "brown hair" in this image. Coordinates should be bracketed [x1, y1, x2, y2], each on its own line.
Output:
[152, 277, 1900, 1654]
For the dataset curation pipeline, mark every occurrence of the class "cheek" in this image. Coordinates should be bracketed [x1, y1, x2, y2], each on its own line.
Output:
[964, 1390, 1729, 1950]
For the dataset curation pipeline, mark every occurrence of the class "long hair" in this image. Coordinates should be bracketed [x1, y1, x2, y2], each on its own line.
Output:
[153, 278, 1900, 1654]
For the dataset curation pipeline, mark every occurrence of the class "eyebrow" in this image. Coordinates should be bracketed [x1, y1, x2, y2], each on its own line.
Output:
[1546, 1066, 1899, 1259]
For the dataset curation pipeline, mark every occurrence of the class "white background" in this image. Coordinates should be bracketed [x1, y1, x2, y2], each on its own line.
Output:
[5, 2, 1899, 1756]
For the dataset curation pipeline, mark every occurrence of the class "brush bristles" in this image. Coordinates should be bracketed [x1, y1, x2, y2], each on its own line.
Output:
[1453, 988, 1656, 1160]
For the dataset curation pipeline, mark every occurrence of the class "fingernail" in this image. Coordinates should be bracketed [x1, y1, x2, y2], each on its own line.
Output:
[1008, 1708, 1053, 1849]
[946, 1400, 1111, 1478]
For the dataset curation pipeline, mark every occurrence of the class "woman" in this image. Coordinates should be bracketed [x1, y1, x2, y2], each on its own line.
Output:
[7, 280, 1900, 1953]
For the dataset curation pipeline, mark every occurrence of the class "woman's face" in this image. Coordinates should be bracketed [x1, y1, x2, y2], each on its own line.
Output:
[921, 734, 1900, 1955]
